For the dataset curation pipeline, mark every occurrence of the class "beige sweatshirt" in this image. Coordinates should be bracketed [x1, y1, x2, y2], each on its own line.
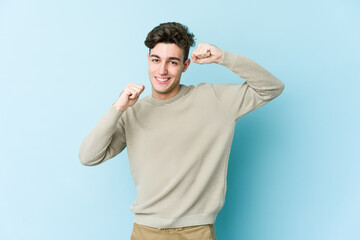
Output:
[79, 51, 284, 228]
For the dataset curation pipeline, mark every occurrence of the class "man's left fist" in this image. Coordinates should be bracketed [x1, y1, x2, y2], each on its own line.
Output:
[191, 43, 225, 64]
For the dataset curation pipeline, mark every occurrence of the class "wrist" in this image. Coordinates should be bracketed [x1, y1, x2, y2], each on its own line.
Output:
[216, 50, 225, 64]
[113, 104, 127, 112]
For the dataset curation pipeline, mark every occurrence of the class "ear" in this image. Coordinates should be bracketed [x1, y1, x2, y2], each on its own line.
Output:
[147, 53, 150, 62]
[183, 58, 191, 72]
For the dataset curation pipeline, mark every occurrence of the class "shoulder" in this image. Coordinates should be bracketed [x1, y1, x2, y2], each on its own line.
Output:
[193, 83, 213, 92]
[194, 82, 237, 93]
[184, 83, 220, 102]
[185, 83, 238, 98]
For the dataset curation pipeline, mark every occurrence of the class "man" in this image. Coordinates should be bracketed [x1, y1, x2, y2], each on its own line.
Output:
[79, 22, 284, 240]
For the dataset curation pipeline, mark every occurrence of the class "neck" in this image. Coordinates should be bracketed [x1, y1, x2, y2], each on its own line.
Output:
[152, 85, 181, 100]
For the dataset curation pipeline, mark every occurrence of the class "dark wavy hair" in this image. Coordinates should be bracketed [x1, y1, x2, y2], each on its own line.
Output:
[144, 22, 195, 63]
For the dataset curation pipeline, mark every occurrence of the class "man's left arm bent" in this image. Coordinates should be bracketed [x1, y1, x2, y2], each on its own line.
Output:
[191, 43, 285, 120]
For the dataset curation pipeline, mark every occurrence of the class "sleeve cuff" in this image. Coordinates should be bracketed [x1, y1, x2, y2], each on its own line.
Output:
[107, 105, 124, 121]
[218, 50, 238, 68]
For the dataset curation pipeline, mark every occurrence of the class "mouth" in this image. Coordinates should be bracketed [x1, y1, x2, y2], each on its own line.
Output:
[155, 76, 171, 84]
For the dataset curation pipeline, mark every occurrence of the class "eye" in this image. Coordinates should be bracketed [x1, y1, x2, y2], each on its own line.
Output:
[170, 61, 178, 65]
[151, 58, 159, 63]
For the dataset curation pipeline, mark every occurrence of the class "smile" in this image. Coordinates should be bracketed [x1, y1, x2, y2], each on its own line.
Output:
[155, 77, 170, 84]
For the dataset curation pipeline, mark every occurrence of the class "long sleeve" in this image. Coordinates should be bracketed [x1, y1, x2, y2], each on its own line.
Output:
[79, 105, 127, 166]
[212, 51, 285, 120]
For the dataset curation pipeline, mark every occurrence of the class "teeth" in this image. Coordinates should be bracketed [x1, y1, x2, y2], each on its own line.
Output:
[156, 77, 169, 82]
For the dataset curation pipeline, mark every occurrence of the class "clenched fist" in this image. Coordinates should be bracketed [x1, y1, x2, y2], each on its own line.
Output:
[113, 83, 145, 112]
[191, 43, 225, 64]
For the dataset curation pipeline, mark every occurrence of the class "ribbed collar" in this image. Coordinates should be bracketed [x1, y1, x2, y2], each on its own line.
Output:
[149, 84, 189, 106]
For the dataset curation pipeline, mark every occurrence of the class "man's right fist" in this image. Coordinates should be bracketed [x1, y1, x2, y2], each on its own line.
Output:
[113, 83, 145, 112]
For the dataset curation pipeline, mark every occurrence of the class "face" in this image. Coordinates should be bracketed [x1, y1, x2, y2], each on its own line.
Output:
[148, 43, 190, 100]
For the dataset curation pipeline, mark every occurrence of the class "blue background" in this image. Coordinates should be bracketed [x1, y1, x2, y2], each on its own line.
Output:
[1, 0, 359, 239]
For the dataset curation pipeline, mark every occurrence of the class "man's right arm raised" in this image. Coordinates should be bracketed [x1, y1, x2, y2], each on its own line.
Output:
[79, 83, 145, 166]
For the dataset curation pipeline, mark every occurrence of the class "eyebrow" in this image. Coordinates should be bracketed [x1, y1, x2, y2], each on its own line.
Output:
[150, 54, 181, 62]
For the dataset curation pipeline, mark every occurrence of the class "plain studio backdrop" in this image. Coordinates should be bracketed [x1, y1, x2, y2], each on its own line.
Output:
[0, 0, 359, 239]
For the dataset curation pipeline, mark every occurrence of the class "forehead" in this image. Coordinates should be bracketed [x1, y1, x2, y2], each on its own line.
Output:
[150, 43, 184, 61]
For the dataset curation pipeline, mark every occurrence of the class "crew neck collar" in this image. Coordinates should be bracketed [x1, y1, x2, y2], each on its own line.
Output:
[149, 85, 189, 106]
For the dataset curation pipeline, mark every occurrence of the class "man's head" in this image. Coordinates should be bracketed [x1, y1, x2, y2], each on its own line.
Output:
[145, 22, 195, 63]
[145, 22, 196, 100]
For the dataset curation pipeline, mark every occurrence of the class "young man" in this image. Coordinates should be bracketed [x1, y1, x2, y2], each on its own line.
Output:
[79, 22, 284, 240]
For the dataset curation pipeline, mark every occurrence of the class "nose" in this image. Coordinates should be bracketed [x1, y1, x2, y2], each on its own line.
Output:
[159, 62, 168, 75]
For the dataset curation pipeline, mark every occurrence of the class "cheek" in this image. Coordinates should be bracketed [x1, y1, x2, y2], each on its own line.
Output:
[169, 66, 181, 74]
[148, 63, 156, 72]
[174, 69, 183, 78]
[148, 68, 156, 77]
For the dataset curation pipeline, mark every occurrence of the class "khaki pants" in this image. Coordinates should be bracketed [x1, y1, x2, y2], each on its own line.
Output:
[130, 223, 217, 240]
